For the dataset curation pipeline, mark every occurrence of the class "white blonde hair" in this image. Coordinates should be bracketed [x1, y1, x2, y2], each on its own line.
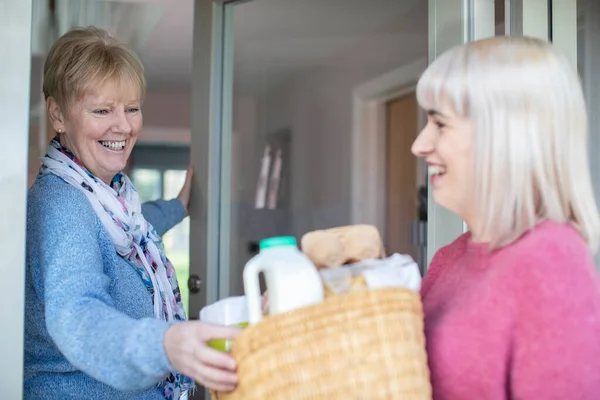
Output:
[416, 36, 600, 253]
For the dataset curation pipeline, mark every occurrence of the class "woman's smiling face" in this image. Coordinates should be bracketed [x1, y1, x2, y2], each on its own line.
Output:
[48, 79, 142, 184]
[411, 101, 476, 224]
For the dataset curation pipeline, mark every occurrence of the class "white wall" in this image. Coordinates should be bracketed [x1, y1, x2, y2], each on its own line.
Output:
[1, 1, 31, 396]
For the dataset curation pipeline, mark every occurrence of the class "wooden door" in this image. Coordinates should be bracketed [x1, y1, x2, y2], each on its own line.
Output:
[385, 92, 418, 259]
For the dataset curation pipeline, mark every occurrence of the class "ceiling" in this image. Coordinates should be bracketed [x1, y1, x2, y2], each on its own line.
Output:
[30, 0, 428, 117]
[134, 0, 428, 88]
[134, 0, 195, 86]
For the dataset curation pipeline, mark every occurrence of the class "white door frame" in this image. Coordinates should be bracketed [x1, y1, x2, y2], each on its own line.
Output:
[350, 57, 428, 244]
[575, 0, 599, 266]
[0, 0, 32, 397]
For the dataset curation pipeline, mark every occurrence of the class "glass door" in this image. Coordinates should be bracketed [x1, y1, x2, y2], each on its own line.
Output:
[219, 0, 434, 297]
[201, 0, 499, 299]
[187, 0, 584, 322]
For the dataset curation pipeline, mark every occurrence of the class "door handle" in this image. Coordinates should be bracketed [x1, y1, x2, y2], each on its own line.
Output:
[188, 275, 203, 294]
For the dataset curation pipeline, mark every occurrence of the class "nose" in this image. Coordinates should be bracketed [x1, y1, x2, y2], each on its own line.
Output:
[411, 124, 435, 158]
[112, 109, 132, 135]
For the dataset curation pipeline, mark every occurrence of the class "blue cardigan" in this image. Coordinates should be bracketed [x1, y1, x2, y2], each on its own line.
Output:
[24, 173, 187, 399]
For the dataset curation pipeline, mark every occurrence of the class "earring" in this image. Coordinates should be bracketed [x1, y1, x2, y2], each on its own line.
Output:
[57, 129, 62, 133]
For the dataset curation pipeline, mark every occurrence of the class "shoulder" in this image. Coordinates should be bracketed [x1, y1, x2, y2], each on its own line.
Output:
[28, 174, 99, 234]
[421, 232, 470, 296]
[507, 221, 593, 269]
[433, 232, 471, 263]
[501, 221, 599, 298]
[29, 174, 90, 206]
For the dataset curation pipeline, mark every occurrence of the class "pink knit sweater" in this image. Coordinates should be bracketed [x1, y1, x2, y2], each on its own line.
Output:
[421, 221, 600, 400]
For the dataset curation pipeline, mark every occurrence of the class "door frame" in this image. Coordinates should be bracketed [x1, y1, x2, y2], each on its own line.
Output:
[189, 0, 239, 320]
[1, 0, 32, 396]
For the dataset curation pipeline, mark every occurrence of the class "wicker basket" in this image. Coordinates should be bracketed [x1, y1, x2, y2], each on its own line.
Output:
[210, 287, 431, 400]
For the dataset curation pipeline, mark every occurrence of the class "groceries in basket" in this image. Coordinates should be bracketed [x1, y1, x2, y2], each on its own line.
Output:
[208, 227, 431, 400]
[301, 224, 386, 268]
[319, 253, 422, 297]
[301, 224, 422, 297]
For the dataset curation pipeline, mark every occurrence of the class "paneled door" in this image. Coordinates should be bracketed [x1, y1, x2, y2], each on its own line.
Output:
[187, 0, 497, 314]
[385, 92, 419, 260]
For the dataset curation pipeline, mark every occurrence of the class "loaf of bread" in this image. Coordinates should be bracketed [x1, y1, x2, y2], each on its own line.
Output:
[301, 224, 385, 269]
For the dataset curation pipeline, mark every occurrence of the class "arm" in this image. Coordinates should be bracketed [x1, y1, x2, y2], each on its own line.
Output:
[141, 199, 185, 236]
[510, 241, 600, 399]
[39, 189, 175, 391]
[141, 165, 192, 236]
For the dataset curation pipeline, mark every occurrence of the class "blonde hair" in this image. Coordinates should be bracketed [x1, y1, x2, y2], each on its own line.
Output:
[416, 36, 600, 253]
[43, 26, 146, 111]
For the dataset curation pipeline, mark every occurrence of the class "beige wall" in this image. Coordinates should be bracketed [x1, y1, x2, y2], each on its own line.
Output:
[224, 59, 428, 295]
[232, 60, 426, 237]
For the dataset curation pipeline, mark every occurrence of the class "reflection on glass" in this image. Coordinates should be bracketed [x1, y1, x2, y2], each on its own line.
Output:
[267, 148, 283, 210]
[163, 169, 190, 316]
[255, 146, 271, 209]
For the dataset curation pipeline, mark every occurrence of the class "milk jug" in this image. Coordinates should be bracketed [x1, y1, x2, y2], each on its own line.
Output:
[243, 236, 324, 325]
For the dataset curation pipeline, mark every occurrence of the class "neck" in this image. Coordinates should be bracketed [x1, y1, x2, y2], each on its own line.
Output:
[463, 214, 491, 243]
[469, 229, 490, 243]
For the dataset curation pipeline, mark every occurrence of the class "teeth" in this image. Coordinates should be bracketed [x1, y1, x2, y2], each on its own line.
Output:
[100, 140, 126, 150]
[429, 165, 446, 175]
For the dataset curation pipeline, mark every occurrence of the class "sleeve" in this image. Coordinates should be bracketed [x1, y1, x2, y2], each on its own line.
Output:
[510, 242, 600, 399]
[141, 199, 186, 236]
[39, 189, 177, 391]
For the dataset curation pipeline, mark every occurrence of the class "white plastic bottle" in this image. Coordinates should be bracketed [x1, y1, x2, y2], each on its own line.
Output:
[243, 236, 324, 325]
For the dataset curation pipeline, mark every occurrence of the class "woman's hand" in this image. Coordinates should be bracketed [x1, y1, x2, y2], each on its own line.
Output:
[177, 165, 194, 217]
[164, 321, 242, 392]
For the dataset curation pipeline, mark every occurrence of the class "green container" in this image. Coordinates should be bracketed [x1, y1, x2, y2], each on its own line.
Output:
[207, 322, 249, 352]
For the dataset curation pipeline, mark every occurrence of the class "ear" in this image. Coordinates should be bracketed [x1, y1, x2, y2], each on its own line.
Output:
[47, 97, 66, 133]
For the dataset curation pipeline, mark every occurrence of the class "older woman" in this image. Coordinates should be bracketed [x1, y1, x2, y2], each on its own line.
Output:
[413, 36, 600, 399]
[24, 27, 239, 399]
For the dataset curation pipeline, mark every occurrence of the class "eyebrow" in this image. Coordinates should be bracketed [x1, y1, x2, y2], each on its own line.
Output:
[86, 99, 141, 107]
[427, 110, 448, 118]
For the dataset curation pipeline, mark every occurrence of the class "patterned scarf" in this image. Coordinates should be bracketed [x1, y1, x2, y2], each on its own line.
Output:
[40, 138, 194, 399]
